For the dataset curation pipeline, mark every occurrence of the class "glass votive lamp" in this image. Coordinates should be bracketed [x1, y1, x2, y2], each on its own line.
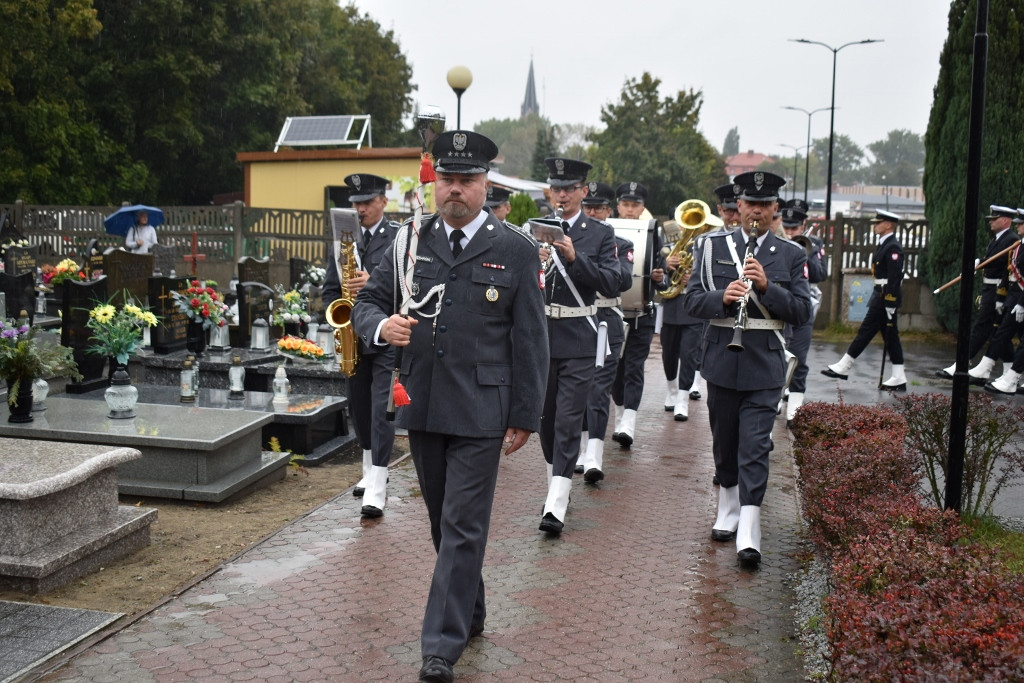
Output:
[250, 318, 270, 350]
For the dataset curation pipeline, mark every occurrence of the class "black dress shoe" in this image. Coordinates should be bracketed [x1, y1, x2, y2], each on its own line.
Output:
[935, 368, 954, 379]
[360, 505, 383, 518]
[419, 655, 454, 683]
[584, 468, 604, 483]
[539, 512, 564, 535]
[352, 486, 365, 497]
[469, 623, 485, 639]
[711, 528, 736, 542]
[674, 413, 688, 422]
[737, 548, 762, 568]
[614, 433, 633, 448]
[820, 368, 848, 380]
[573, 464, 584, 474]
[712, 474, 720, 486]
[690, 389, 701, 400]
[664, 404, 674, 412]
[879, 382, 907, 392]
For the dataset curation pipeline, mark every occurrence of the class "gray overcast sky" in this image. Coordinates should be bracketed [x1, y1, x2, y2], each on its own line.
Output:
[350, 0, 950, 164]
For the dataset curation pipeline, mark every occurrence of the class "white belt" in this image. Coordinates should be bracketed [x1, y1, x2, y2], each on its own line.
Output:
[873, 279, 887, 286]
[545, 304, 597, 319]
[709, 317, 785, 331]
[983, 277, 1001, 285]
[595, 297, 621, 308]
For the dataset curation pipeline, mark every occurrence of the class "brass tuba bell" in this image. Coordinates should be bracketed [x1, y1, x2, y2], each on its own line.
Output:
[660, 200, 724, 299]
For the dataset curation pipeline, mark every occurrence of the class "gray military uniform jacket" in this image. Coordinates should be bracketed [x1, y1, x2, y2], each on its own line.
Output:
[545, 213, 621, 359]
[322, 217, 400, 356]
[352, 212, 548, 437]
[684, 228, 812, 391]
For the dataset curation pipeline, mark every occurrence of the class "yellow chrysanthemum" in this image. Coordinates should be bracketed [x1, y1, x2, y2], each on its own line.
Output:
[141, 312, 158, 327]
[92, 305, 116, 324]
[124, 304, 141, 315]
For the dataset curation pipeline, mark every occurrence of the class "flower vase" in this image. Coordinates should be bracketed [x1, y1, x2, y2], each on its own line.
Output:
[105, 364, 138, 419]
[186, 321, 207, 357]
[6, 376, 35, 423]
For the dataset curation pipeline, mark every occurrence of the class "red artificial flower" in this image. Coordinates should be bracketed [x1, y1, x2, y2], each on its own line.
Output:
[190, 297, 200, 307]
[206, 287, 215, 296]
[191, 280, 200, 287]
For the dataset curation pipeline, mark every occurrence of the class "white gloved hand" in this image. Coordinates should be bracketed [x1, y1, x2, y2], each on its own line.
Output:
[885, 307, 896, 319]
[974, 258, 981, 269]
[1013, 304, 1024, 323]
[996, 301, 1005, 315]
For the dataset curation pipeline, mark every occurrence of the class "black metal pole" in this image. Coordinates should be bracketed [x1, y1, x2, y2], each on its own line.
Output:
[792, 154, 799, 201]
[804, 116, 813, 203]
[947, 0, 989, 513]
[825, 49, 838, 221]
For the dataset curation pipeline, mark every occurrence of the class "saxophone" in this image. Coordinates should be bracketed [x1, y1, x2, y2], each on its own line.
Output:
[326, 236, 359, 377]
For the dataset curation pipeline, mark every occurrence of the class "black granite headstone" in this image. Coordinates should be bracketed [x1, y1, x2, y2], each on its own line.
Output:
[0, 272, 35, 326]
[148, 276, 191, 354]
[61, 277, 108, 393]
[3, 246, 39, 277]
[104, 250, 154, 306]
[289, 257, 310, 290]
[150, 243, 178, 277]
[236, 281, 274, 348]
[83, 239, 105, 278]
[237, 257, 270, 286]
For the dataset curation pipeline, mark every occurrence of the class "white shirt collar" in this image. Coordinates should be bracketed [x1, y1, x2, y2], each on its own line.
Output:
[443, 210, 488, 245]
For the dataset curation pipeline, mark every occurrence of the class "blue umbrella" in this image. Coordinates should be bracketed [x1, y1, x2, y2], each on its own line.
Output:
[103, 204, 164, 237]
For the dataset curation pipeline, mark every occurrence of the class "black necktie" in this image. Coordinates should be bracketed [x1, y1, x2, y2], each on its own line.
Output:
[451, 229, 465, 258]
[363, 229, 372, 247]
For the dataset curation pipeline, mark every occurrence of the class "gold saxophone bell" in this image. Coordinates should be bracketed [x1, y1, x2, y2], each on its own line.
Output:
[660, 199, 724, 300]
[327, 239, 360, 377]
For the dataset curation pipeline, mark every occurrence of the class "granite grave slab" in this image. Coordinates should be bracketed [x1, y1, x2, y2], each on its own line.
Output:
[0, 438, 156, 593]
[0, 399, 288, 502]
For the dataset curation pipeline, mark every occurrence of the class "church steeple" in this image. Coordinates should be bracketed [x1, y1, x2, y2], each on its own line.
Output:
[521, 58, 539, 119]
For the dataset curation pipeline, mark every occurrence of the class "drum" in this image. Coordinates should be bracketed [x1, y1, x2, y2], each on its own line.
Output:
[606, 218, 656, 316]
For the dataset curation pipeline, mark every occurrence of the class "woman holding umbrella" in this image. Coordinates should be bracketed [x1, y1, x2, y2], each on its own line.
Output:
[124, 209, 158, 253]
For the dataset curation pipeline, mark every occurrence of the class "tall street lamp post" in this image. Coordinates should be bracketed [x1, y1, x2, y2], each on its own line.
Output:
[781, 105, 832, 204]
[789, 39, 883, 219]
[446, 66, 473, 129]
[779, 144, 804, 200]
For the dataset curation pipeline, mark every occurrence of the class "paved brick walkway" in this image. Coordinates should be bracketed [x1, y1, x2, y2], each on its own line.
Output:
[39, 340, 806, 682]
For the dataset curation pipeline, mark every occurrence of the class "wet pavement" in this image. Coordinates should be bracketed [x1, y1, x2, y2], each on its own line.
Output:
[18, 333, 1024, 681]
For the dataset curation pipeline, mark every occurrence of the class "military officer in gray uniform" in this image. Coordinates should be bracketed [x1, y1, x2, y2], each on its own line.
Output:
[538, 158, 621, 535]
[322, 172, 400, 517]
[352, 130, 547, 683]
[684, 171, 811, 568]
[575, 181, 633, 482]
[780, 199, 827, 426]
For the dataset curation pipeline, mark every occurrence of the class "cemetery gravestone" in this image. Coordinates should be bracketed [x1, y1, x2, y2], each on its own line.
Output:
[289, 257, 310, 290]
[235, 281, 274, 348]
[62, 277, 108, 394]
[0, 272, 35, 326]
[149, 276, 190, 354]
[237, 256, 270, 286]
[150, 243, 178, 277]
[83, 239, 105, 279]
[4, 246, 39, 277]
[104, 251, 154, 306]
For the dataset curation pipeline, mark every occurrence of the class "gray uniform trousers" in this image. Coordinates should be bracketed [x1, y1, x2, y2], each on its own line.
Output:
[612, 315, 655, 409]
[411, 431, 502, 663]
[707, 384, 779, 506]
[542, 356, 595, 477]
[584, 337, 624, 440]
[784, 319, 813, 394]
[346, 346, 396, 466]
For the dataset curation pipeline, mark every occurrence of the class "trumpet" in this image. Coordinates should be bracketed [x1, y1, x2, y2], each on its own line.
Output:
[660, 199, 724, 299]
[727, 220, 760, 352]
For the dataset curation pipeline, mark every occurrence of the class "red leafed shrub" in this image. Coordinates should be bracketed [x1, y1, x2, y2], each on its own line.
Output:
[790, 401, 905, 468]
[827, 532, 1024, 681]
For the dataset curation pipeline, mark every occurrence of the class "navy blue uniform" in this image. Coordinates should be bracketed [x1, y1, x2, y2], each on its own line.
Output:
[969, 228, 1017, 358]
[846, 233, 904, 364]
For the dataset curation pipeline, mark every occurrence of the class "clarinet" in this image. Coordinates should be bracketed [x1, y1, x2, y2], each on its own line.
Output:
[727, 220, 760, 352]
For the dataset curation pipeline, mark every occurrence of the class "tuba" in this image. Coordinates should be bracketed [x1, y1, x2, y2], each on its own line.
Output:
[660, 199, 723, 299]
[326, 235, 359, 377]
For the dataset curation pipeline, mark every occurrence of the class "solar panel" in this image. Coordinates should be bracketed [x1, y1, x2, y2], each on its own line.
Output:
[274, 115, 372, 151]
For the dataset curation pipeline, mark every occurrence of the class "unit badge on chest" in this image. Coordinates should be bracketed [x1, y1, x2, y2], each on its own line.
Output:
[486, 286, 499, 302]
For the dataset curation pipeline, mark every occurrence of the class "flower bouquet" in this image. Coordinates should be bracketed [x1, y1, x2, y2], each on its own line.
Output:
[272, 285, 312, 327]
[301, 264, 327, 288]
[43, 258, 86, 286]
[85, 296, 160, 365]
[0, 319, 81, 406]
[169, 280, 230, 330]
[277, 335, 326, 362]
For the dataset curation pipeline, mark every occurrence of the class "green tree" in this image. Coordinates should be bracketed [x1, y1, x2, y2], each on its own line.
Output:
[531, 121, 560, 181]
[588, 73, 725, 216]
[476, 114, 548, 177]
[811, 133, 864, 186]
[0, 0, 148, 203]
[723, 126, 740, 156]
[924, 0, 1024, 332]
[864, 129, 925, 185]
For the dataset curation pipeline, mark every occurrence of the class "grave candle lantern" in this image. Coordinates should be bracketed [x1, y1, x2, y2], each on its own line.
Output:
[317, 323, 335, 359]
[228, 355, 245, 400]
[250, 318, 270, 351]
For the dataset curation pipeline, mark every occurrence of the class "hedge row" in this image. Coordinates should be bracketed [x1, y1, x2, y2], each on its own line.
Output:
[790, 401, 1024, 681]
